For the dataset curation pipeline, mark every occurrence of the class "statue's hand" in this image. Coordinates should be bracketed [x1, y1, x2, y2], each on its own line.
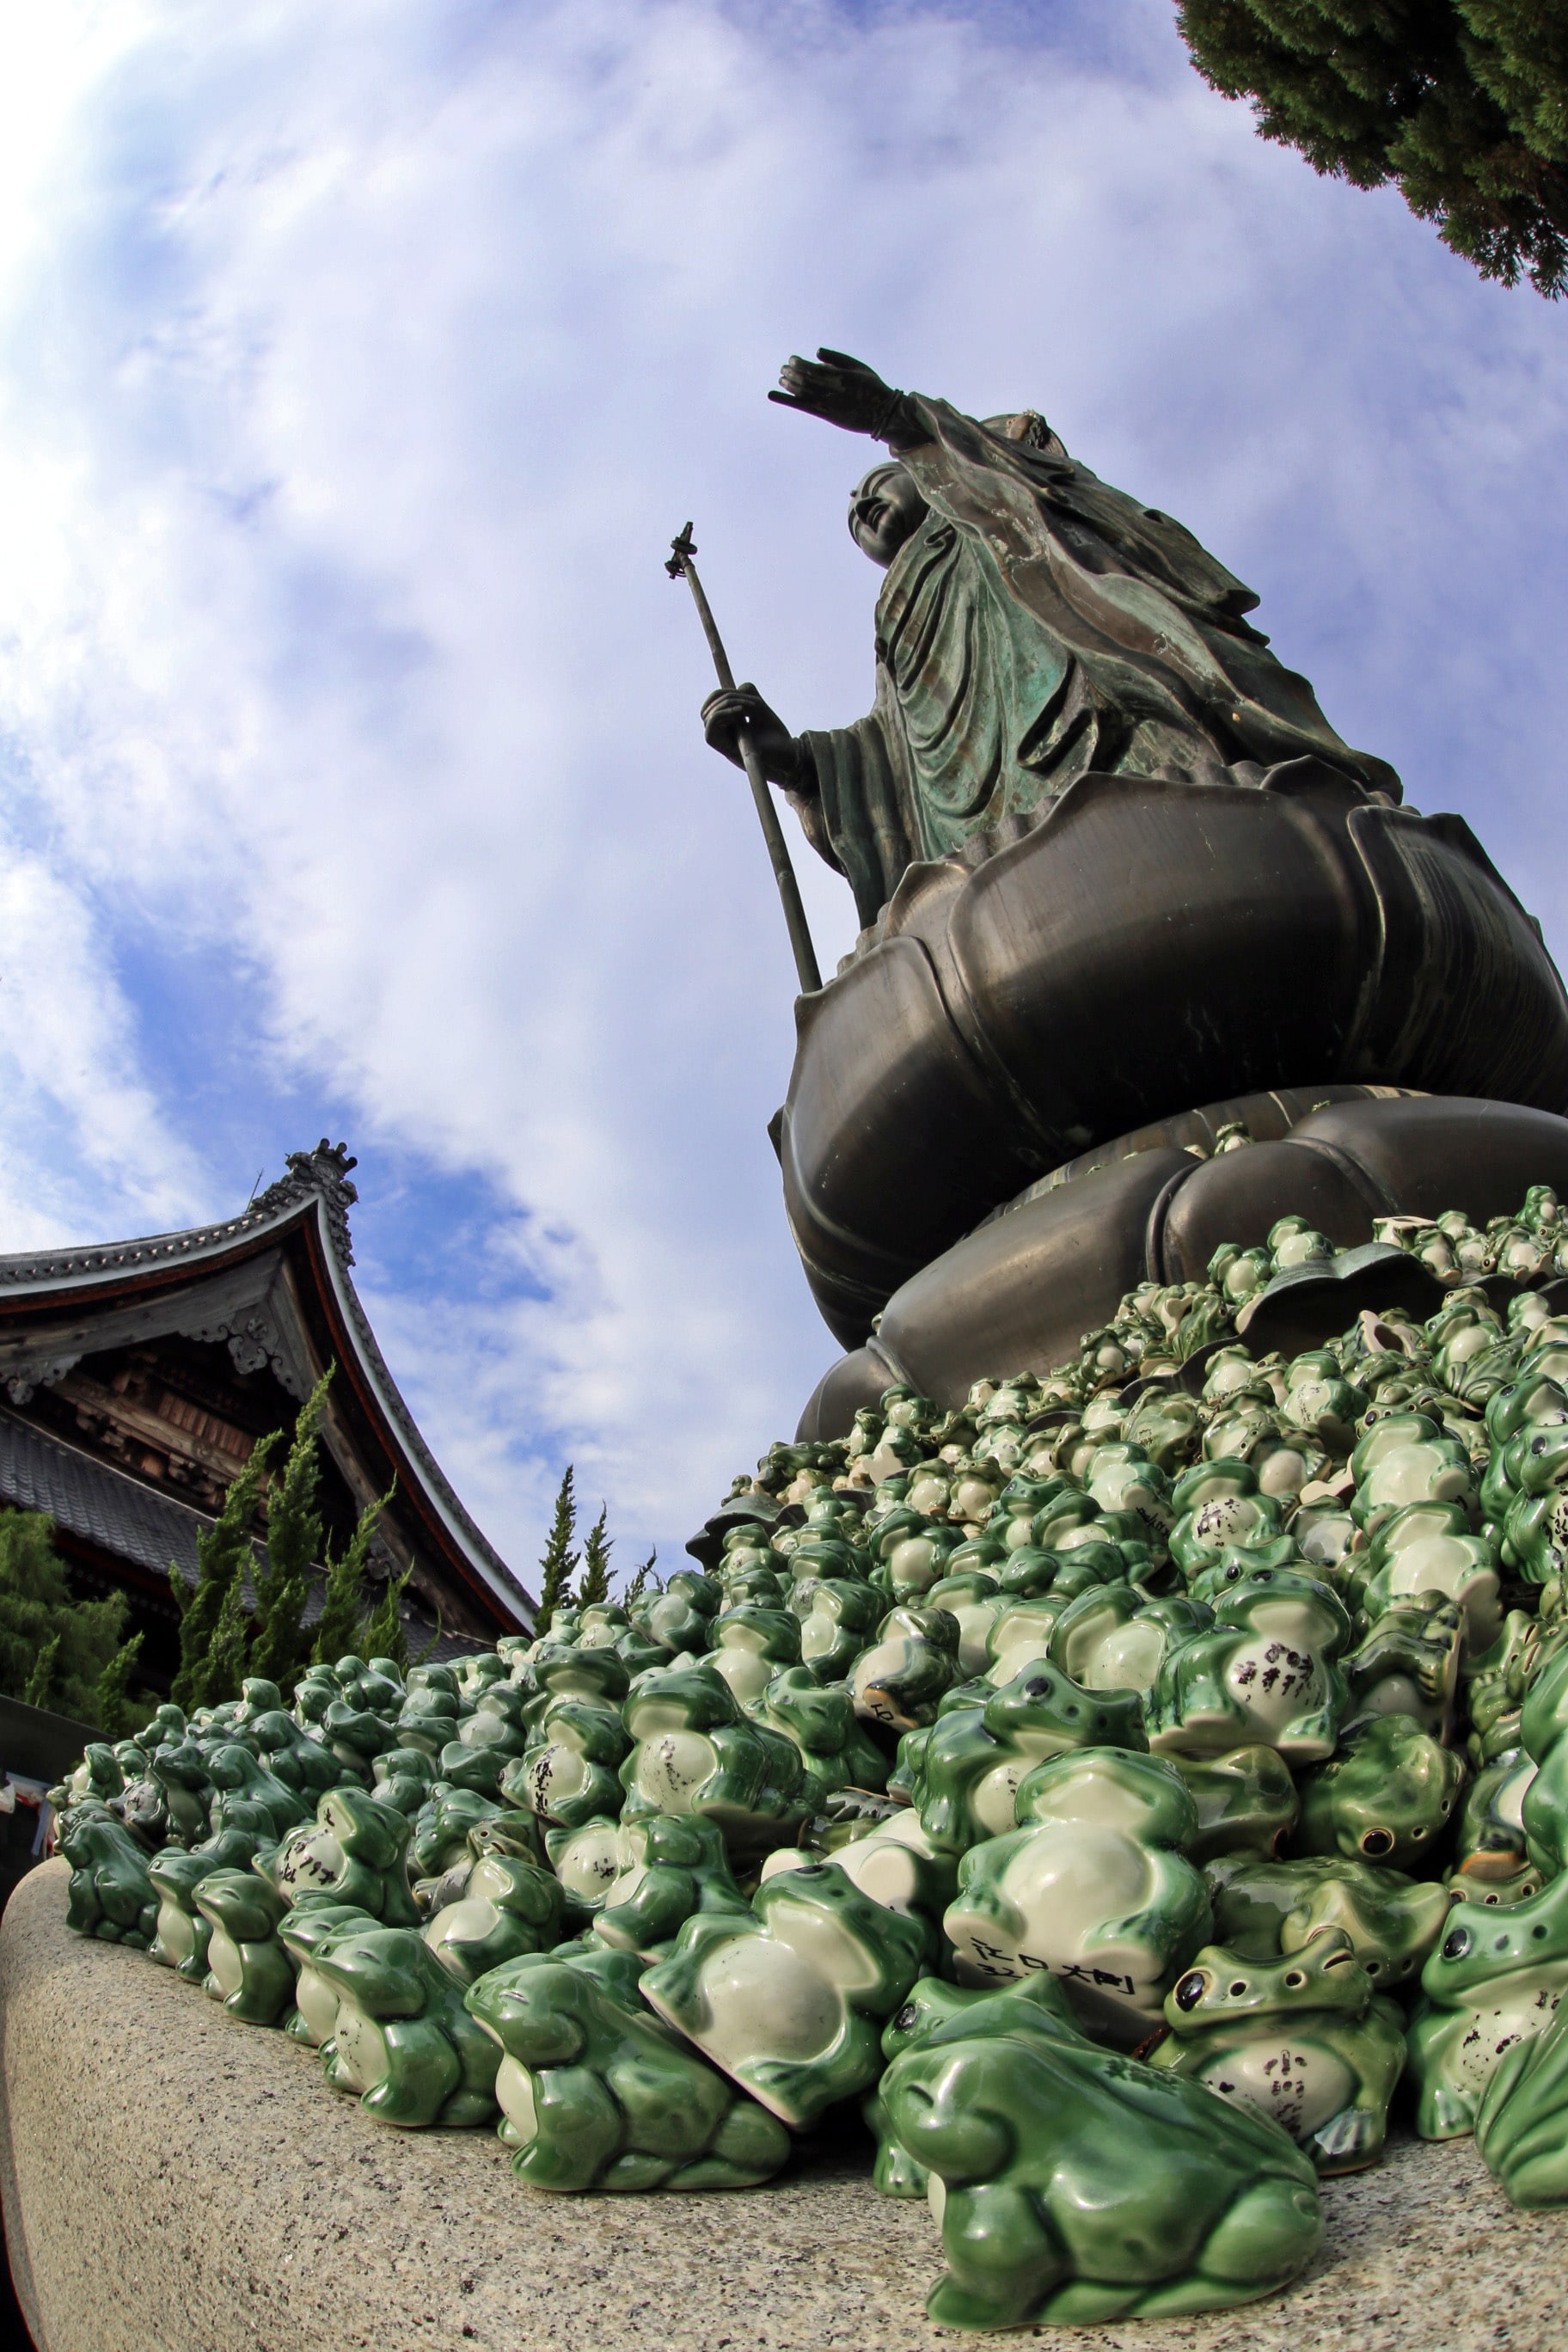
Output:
[769, 349, 914, 442]
[701, 684, 805, 790]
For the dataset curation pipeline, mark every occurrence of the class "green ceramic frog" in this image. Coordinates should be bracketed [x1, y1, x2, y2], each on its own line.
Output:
[544, 1816, 624, 1929]
[756, 1667, 889, 1810]
[1349, 1413, 1476, 1534]
[794, 1577, 882, 1679]
[408, 1786, 502, 1881]
[850, 1605, 960, 1731]
[1145, 1571, 1350, 1766]
[248, 1710, 347, 1804]
[865, 1973, 1081, 2197]
[1170, 1745, 1299, 1865]
[505, 1669, 631, 1829]
[465, 1954, 791, 2191]
[1351, 1501, 1500, 1656]
[1450, 1750, 1538, 1891]
[1167, 1469, 1285, 1581]
[147, 1829, 260, 1978]
[879, 1988, 1320, 2329]
[278, 1901, 383, 2046]
[1341, 1596, 1463, 1742]
[618, 1662, 805, 1864]
[591, 1812, 750, 1958]
[943, 1749, 1211, 2044]
[203, 1743, 310, 1843]
[637, 1568, 724, 1657]
[706, 1604, 802, 1709]
[370, 1744, 438, 1817]
[1050, 1584, 1213, 1695]
[437, 1681, 535, 1798]
[194, 1869, 294, 2024]
[136, 1738, 216, 1846]
[315, 1926, 501, 2126]
[1205, 1852, 1447, 1988]
[1148, 1929, 1406, 2172]
[872, 1513, 968, 1602]
[1293, 1715, 1466, 1870]
[902, 1663, 1147, 1853]
[641, 1861, 927, 2127]
[60, 1808, 159, 1945]
[263, 1785, 421, 1925]
[1519, 1641, 1568, 1875]
[1406, 1866, 1568, 2137]
[420, 1850, 564, 1985]
[1475, 2002, 1568, 2206]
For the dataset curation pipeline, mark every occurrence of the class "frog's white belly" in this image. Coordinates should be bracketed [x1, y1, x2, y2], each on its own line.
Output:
[1451, 1973, 1566, 2093]
[634, 1730, 714, 1814]
[206, 1925, 243, 1997]
[333, 2006, 389, 2094]
[156, 1901, 196, 1968]
[1194, 2035, 1355, 2141]
[293, 1963, 341, 2046]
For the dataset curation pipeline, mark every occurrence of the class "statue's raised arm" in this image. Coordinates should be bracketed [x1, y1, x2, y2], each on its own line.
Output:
[707, 351, 1401, 934]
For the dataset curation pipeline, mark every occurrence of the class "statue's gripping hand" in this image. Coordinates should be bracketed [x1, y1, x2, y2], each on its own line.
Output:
[770, 350, 919, 445]
[701, 684, 806, 792]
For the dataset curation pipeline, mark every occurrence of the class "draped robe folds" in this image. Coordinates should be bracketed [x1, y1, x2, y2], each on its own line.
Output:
[789, 395, 1401, 932]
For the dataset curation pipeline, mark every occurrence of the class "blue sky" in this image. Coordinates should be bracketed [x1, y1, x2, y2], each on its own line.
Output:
[0, 0, 1563, 1589]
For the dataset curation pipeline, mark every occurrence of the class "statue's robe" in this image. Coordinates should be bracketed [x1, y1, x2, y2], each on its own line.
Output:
[790, 395, 1401, 931]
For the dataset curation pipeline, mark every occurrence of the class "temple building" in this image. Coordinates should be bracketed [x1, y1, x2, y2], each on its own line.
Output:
[0, 1142, 533, 1683]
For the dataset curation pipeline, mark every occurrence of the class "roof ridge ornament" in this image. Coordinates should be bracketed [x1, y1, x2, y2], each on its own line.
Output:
[251, 1139, 359, 1265]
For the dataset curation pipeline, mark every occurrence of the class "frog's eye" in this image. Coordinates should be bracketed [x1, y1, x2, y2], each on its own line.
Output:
[1442, 1925, 1472, 1960]
[1228, 1979, 1248, 1997]
[1283, 1969, 1307, 1988]
[1360, 1828, 1395, 1858]
[891, 2003, 919, 2032]
[1173, 1971, 1208, 2011]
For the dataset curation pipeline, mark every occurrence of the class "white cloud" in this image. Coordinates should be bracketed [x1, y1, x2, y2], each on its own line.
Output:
[0, 0, 1563, 1574]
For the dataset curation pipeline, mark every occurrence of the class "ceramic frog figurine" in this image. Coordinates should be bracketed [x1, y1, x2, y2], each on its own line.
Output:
[638, 1568, 724, 1657]
[278, 1901, 383, 2048]
[146, 1829, 260, 1978]
[371, 1744, 438, 1817]
[879, 1986, 1320, 2330]
[504, 1659, 631, 1830]
[865, 1972, 1083, 2196]
[193, 1869, 294, 2024]
[1475, 2002, 1568, 2206]
[204, 1743, 310, 1843]
[465, 1954, 791, 2192]
[706, 1605, 802, 1710]
[1406, 1866, 1568, 2137]
[618, 1662, 805, 1864]
[544, 1816, 624, 1929]
[1170, 1745, 1299, 1865]
[1293, 1714, 1466, 1870]
[591, 1813, 750, 1959]
[1451, 1751, 1538, 1892]
[1519, 1641, 1568, 1875]
[1351, 1500, 1501, 1656]
[793, 1577, 882, 1679]
[1207, 1853, 1448, 1989]
[248, 1710, 346, 1803]
[59, 1808, 159, 1945]
[755, 1668, 889, 1811]
[263, 1786, 421, 1925]
[850, 1605, 960, 1731]
[873, 1511, 968, 1602]
[1050, 1585, 1213, 1695]
[902, 1663, 1147, 1853]
[1148, 1928, 1406, 2172]
[943, 1749, 1211, 2045]
[1145, 1571, 1350, 1766]
[1340, 1596, 1463, 1741]
[1167, 1465, 1284, 1580]
[315, 1926, 501, 2127]
[420, 1850, 565, 1985]
[1348, 1413, 1475, 1535]
[438, 1681, 534, 1798]
[641, 1860, 927, 2128]
[408, 1786, 502, 1881]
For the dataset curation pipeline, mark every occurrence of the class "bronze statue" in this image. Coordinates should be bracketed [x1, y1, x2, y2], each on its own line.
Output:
[702, 351, 1400, 931]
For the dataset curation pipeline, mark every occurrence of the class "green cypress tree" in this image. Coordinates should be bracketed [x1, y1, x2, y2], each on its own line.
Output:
[94, 1632, 147, 1739]
[0, 1510, 131, 1720]
[1175, 0, 1568, 295]
[577, 1505, 612, 1608]
[309, 1485, 394, 1669]
[249, 1369, 333, 1691]
[23, 1633, 59, 1712]
[359, 1564, 413, 1674]
[170, 1436, 279, 1713]
[535, 1467, 579, 1627]
[200, 1574, 251, 1712]
[622, 1547, 659, 1606]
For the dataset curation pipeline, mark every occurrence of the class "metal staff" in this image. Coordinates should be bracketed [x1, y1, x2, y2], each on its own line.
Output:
[666, 521, 821, 995]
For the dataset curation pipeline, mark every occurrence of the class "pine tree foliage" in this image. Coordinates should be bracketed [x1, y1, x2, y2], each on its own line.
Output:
[1175, 0, 1568, 294]
[359, 1563, 413, 1674]
[535, 1467, 579, 1626]
[0, 1511, 132, 1721]
[622, 1547, 659, 1606]
[94, 1632, 147, 1741]
[249, 1368, 333, 1691]
[309, 1484, 395, 1669]
[170, 1436, 279, 1713]
[577, 1505, 612, 1608]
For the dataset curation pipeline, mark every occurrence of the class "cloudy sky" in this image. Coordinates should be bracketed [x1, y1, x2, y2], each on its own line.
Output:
[0, 0, 1563, 1591]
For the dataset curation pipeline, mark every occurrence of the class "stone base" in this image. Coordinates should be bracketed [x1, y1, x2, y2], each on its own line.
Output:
[3, 1862, 1566, 2352]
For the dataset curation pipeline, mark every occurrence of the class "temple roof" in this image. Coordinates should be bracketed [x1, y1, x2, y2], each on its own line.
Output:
[0, 1143, 532, 1638]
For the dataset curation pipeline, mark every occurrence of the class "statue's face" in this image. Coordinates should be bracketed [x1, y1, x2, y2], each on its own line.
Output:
[848, 463, 928, 569]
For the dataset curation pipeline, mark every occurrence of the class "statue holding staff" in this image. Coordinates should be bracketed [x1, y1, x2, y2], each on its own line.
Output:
[702, 351, 1400, 934]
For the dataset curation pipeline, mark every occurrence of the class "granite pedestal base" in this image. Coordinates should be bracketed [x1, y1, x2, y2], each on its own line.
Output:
[3, 1861, 1565, 2352]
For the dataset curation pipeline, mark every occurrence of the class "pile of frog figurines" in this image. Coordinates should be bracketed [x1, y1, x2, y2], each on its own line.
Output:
[52, 1179, 1568, 2331]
